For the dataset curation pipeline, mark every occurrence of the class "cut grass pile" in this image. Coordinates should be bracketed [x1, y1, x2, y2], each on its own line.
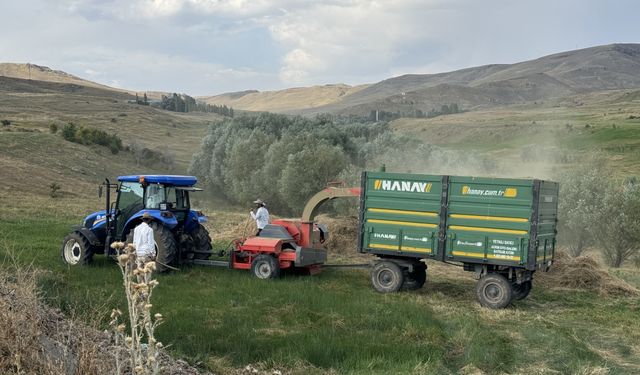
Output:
[1, 197, 639, 374]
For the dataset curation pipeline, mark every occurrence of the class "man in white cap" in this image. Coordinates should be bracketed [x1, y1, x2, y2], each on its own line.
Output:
[250, 199, 269, 236]
[133, 212, 156, 266]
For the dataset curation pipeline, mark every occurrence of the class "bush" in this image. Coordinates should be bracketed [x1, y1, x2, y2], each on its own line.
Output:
[1, 119, 10, 127]
[49, 183, 61, 198]
[593, 181, 640, 267]
[60, 123, 123, 154]
[49, 123, 58, 134]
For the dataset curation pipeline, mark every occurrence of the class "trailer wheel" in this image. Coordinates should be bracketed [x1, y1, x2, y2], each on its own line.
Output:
[512, 280, 532, 300]
[61, 232, 94, 265]
[371, 261, 404, 293]
[251, 254, 280, 279]
[402, 263, 427, 290]
[476, 273, 513, 309]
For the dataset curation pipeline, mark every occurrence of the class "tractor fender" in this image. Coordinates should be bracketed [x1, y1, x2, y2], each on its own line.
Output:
[122, 210, 178, 239]
[184, 210, 207, 232]
[71, 227, 101, 247]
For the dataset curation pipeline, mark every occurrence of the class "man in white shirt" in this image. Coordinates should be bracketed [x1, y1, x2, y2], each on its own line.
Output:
[250, 199, 269, 236]
[133, 212, 156, 266]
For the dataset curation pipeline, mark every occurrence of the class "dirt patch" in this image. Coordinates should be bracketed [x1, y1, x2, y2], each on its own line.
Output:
[537, 252, 639, 296]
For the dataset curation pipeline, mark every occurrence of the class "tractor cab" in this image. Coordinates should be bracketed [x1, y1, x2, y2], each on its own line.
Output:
[112, 175, 200, 241]
[62, 175, 212, 271]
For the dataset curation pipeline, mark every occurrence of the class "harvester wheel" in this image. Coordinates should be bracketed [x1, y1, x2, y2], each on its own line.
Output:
[476, 273, 513, 309]
[61, 232, 94, 266]
[512, 280, 532, 300]
[251, 254, 280, 279]
[402, 263, 427, 290]
[371, 260, 404, 293]
[192, 224, 213, 260]
[150, 222, 177, 272]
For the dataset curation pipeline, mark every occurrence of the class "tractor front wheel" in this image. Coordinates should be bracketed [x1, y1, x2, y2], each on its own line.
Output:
[251, 254, 280, 279]
[61, 233, 94, 266]
[150, 222, 177, 272]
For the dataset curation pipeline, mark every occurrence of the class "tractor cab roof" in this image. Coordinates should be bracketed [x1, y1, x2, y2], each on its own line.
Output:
[117, 175, 198, 186]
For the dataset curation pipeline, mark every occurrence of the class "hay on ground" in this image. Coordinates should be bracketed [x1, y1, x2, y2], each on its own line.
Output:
[537, 252, 639, 296]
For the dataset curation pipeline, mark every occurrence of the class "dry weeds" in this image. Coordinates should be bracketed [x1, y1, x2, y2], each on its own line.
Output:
[537, 252, 639, 296]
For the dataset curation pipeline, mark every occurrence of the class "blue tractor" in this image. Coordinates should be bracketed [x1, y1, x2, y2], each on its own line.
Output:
[61, 175, 212, 271]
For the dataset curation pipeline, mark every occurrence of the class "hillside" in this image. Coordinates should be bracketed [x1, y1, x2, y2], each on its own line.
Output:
[0, 76, 221, 200]
[203, 44, 640, 116]
[0, 63, 132, 94]
[199, 83, 369, 113]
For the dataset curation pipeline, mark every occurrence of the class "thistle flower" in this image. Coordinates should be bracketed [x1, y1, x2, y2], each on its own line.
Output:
[134, 365, 144, 373]
[117, 324, 126, 333]
[110, 241, 125, 249]
[117, 254, 130, 264]
[156, 342, 163, 349]
[148, 280, 159, 287]
[154, 313, 163, 320]
[110, 309, 122, 318]
[144, 303, 153, 310]
[144, 262, 156, 272]
[125, 337, 133, 346]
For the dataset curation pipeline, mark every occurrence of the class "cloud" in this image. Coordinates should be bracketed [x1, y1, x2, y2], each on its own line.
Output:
[1, 0, 640, 94]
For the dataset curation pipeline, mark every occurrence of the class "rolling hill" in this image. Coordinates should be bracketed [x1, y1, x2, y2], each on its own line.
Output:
[203, 43, 640, 116]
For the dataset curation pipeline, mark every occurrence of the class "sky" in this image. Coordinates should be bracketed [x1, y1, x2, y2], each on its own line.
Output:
[1, 0, 639, 96]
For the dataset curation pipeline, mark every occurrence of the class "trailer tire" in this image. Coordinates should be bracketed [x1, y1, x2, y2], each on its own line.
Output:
[62, 232, 94, 266]
[402, 263, 427, 290]
[371, 261, 404, 293]
[150, 222, 177, 273]
[476, 273, 513, 309]
[512, 280, 532, 300]
[251, 254, 280, 279]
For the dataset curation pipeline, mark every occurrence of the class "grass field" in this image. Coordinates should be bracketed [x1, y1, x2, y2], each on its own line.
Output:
[1, 196, 639, 374]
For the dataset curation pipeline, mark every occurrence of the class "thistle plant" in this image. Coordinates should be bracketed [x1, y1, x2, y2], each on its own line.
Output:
[109, 242, 163, 375]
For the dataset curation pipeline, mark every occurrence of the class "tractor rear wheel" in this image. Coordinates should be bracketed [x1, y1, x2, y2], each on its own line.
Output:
[192, 224, 213, 260]
[402, 263, 427, 290]
[150, 222, 177, 272]
[61, 232, 94, 266]
[251, 254, 280, 279]
[512, 280, 532, 300]
[371, 260, 404, 293]
[476, 273, 513, 309]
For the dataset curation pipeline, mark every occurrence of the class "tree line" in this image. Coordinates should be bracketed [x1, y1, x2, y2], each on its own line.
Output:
[189, 113, 498, 215]
[158, 93, 234, 117]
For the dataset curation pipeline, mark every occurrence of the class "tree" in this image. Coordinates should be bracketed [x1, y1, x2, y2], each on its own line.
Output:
[143, 93, 149, 105]
[593, 181, 640, 267]
[556, 161, 610, 257]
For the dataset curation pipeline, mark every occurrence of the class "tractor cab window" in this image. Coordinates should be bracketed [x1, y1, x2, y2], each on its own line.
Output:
[165, 187, 188, 210]
[143, 185, 188, 211]
[116, 182, 144, 236]
[117, 182, 144, 211]
[145, 184, 164, 209]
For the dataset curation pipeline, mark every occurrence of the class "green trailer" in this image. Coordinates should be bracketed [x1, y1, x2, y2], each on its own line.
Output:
[358, 171, 559, 308]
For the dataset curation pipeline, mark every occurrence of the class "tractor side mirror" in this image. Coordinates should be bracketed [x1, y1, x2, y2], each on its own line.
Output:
[98, 185, 103, 198]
